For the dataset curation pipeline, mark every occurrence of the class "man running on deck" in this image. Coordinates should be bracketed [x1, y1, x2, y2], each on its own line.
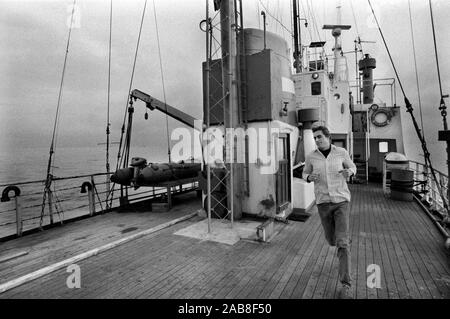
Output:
[302, 125, 356, 299]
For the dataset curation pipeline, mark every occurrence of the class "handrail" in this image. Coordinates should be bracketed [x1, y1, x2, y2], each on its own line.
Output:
[408, 160, 448, 218]
[0, 172, 113, 188]
[409, 160, 447, 178]
[0, 172, 198, 240]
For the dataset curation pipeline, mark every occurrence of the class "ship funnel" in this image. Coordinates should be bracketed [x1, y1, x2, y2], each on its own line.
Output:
[359, 54, 377, 104]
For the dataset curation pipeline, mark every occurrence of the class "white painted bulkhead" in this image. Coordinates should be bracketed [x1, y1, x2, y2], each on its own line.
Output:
[202, 120, 299, 217]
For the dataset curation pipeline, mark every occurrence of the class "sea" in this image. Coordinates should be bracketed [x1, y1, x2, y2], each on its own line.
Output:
[0, 141, 446, 188]
[0, 141, 446, 238]
[0, 145, 170, 185]
[0, 145, 172, 237]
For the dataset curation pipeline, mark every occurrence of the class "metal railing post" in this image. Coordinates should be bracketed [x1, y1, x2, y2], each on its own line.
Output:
[47, 189, 54, 225]
[15, 196, 23, 237]
[90, 176, 96, 216]
[81, 181, 95, 216]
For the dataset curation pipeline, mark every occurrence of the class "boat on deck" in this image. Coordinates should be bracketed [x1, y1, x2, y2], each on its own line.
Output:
[0, 0, 449, 299]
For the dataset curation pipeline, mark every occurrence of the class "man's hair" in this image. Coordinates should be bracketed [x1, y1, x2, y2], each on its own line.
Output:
[312, 125, 331, 138]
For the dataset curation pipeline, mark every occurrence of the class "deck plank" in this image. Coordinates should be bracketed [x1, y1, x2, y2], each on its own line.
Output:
[294, 240, 330, 298]
[238, 222, 314, 299]
[383, 195, 437, 298]
[0, 193, 200, 282]
[386, 197, 432, 298]
[369, 188, 398, 299]
[231, 224, 297, 299]
[311, 245, 336, 299]
[363, 185, 378, 299]
[305, 245, 334, 299]
[266, 217, 322, 299]
[390, 197, 450, 298]
[354, 185, 370, 299]
[0, 183, 448, 299]
[289, 231, 328, 298]
[256, 221, 318, 299]
[277, 221, 324, 298]
[376, 192, 410, 298]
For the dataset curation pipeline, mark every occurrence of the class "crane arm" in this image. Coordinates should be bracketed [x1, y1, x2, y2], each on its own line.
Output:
[130, 89, 200, 130]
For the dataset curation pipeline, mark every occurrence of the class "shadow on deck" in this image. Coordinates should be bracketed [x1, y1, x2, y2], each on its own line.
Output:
[0, 184, 449, 299]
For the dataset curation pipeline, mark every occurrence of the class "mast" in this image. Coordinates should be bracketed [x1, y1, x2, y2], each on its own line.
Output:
[292, 0, 300, 73]
[323, 3, 351, 82]
[220, 0, 242, 220]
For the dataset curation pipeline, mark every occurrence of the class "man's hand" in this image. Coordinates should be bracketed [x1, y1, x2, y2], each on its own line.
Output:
[339, 169, 353, 179]
[308, 173, 320, 182]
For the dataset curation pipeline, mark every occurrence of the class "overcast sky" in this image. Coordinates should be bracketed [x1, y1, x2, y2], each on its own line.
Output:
[0, 0, 449, 170]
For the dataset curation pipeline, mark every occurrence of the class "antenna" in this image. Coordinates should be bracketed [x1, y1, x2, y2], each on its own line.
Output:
[336, 1, 342, 25]
[323, 2, 351, 82]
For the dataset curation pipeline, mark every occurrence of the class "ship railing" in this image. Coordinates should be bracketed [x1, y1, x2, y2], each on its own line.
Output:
[0, 173, 198, 240]
[349, 77, 397, 107]
[409, 160, 448, 217]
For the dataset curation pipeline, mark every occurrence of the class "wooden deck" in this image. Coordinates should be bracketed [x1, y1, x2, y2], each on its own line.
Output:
[0, 183, 449, 299]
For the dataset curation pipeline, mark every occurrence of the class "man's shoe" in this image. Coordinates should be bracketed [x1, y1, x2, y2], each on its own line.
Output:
[338, 283, 353, 299]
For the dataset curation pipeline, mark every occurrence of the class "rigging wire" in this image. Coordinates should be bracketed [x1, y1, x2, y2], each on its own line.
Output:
[106, 0, 112, 173]
[350, 0, 364, 55]
[105, 0, 113, 210]
[274, 0, 279, 34]
[257, 0, 261, 29]
[322, 0, 326, 42]
[152, 0, 172, 163]
[367, 0, 448, 211]
[258, 0, 293, 36]
[277, 0, 289, 46]
[305, 0, 322, 42]
[299, 0, 313, 43]
[289, 0, 294, 64]
[428, 0, 447, 130]
[428, 0, 450, 217]
[115, 0, 148, 172]
[408, 0, 425, 141]
[39, 0, 77, 228]
[367, 0, 406, 97]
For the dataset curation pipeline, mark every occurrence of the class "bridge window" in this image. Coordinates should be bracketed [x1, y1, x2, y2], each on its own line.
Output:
[311, 82, 321, 95]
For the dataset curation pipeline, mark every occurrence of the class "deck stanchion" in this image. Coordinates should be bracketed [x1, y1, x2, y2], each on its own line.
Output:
[1, 185, 22, 237]
[81, 181, 95, 216]
[47, 189, 54, 225]
[90, 176, 96, 215]
[15, 196, 23, 237]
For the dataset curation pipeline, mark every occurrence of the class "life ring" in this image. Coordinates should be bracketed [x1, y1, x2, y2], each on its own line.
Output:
[371, 108, 392, 127]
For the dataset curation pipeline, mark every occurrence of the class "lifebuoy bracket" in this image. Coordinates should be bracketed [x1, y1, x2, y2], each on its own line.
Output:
[1, 185, 21, 202]
[80, 181, 93, 194]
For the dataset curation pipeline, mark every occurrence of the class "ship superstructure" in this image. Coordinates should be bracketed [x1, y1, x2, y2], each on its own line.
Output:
[0, 0, 449, 300]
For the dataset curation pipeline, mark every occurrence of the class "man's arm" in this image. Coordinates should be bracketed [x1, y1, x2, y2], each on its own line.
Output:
[343, 150, 357, 176]
[302, 155, 313, 182]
